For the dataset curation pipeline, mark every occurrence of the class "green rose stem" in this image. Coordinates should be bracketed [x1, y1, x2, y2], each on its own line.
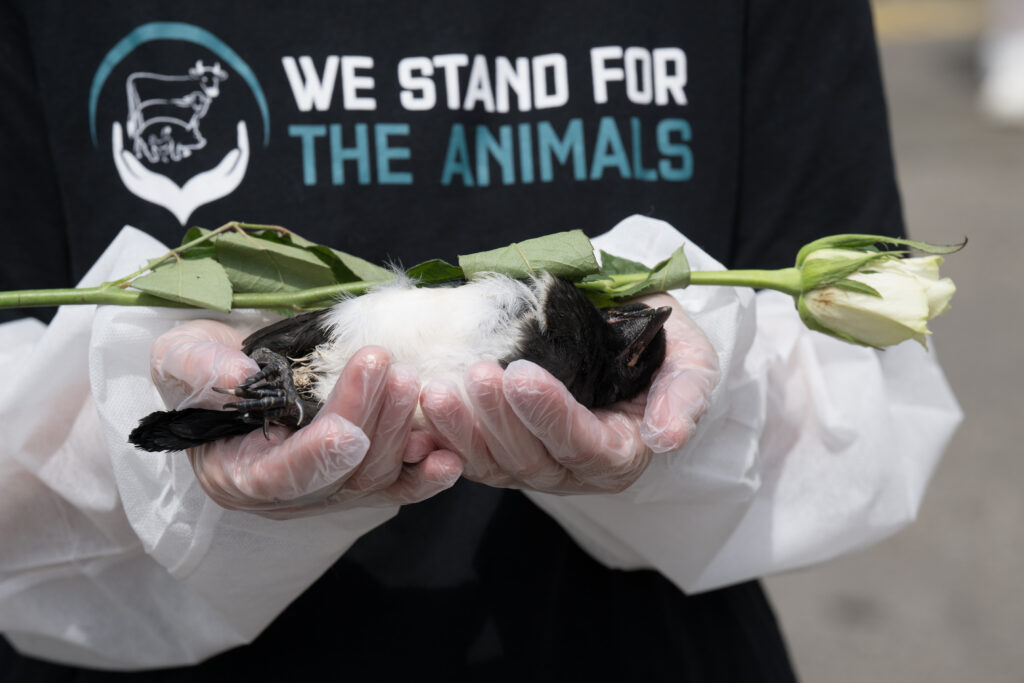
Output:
[0, 282, 374, 311]
[0, 268, 806, 311]
[687, 268, 802, 297]
[0, 227, 958, 342]
[0, 221, 379, 312]
[0, 286, 180, 309]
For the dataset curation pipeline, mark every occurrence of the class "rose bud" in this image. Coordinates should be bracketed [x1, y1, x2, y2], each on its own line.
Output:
[796, 248, 956, 348]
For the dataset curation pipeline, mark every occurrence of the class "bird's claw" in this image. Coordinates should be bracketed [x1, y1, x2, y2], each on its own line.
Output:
[217, 347, 311, 436]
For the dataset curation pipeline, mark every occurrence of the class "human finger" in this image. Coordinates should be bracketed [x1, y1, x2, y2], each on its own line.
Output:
[189, 413, 369, 512]
[639, 312, 720, 453]
[344, 363, 421, 493]
[502, 360, 649, 485]
[150, 320, 258, 410]
[464, 361, 566, 490]
[373, 449, 464, 506]
[420, 379, 510, 484]
[317, 346, 392, 433]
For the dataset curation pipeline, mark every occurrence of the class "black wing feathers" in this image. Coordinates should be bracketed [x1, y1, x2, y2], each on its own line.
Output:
[241, 309, 331, 358]
[506, 278, 669, 409]
[510, 278, 617, 409]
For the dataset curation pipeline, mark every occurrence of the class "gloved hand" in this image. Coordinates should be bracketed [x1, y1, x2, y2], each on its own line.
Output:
[419, 294, 720, 494]
[149, 320, 463, 518]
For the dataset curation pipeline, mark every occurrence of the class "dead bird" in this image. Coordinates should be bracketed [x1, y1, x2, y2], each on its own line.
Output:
[129, 273, 671, 452]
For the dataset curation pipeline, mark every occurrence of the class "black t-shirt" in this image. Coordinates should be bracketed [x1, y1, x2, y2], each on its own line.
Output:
[0, 0, 902, 679]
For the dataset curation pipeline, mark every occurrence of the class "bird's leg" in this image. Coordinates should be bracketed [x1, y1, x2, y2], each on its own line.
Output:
[216, 347, 315, 436]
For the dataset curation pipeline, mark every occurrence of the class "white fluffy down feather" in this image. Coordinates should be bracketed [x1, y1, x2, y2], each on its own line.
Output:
[298, 273, 550, 404]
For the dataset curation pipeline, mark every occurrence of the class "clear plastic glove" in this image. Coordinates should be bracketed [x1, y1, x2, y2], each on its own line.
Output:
[149, 320, 463, 519]
[419, 294, 720, 495]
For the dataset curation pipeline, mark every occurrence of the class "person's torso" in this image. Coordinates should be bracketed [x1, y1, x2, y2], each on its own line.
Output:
[22, 0, 745, 273]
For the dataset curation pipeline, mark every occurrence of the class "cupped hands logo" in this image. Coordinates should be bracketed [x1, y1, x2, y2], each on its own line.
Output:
[90, 23, 270, 224]
[112, 119, 249, 225]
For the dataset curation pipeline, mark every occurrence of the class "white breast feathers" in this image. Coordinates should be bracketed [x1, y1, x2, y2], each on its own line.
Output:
[299, 274, 547, 404]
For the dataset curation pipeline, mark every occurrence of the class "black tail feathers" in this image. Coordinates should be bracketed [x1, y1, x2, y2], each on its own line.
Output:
[129, 408, 252, 452]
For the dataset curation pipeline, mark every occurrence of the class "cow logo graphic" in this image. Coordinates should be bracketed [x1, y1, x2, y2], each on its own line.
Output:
[126, 60, 228, 163]
[89, 23, 269, 224]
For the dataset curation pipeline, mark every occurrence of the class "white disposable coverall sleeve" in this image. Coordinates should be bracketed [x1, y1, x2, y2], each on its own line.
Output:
[526, 215, 962, 592]
[0, 216, 961, 668]
[0, 227, 397, 669]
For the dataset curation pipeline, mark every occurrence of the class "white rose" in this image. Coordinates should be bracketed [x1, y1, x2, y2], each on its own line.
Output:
[798, 249, 956, 348]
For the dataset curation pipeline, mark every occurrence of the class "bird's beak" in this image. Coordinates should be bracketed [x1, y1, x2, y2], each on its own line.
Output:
[602, 304, 673, 368]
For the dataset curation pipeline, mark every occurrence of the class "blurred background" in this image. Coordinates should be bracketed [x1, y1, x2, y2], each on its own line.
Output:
[764, 0, 1024, 680]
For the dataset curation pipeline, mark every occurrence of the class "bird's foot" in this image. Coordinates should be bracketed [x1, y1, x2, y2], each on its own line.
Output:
[215, 347, 314, 437]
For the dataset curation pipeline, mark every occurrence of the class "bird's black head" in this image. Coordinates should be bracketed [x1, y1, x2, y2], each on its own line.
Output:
[597, 301, 672, 405]
[509, 277, 671, 409]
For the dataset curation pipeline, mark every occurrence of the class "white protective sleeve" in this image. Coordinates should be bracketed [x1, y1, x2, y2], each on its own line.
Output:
[0, 216, 961, 668]
[0, 227, 397, 669]
[526, 215, 962, 592]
